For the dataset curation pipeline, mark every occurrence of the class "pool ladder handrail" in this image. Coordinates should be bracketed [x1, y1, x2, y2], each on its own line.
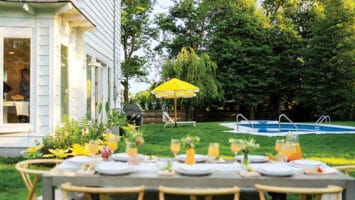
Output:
[236, 114, 253, 131]
[315, 115, 331, 124]
[278, 114, 298, 132]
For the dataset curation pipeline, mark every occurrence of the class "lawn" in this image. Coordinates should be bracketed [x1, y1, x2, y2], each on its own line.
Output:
[1, 121, 354, 200]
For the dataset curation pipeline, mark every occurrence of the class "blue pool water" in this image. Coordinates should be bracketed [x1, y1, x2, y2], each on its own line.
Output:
[238, 122, 355, 134]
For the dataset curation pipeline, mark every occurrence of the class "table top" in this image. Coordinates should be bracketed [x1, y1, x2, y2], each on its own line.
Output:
[43, 157, 355, 200]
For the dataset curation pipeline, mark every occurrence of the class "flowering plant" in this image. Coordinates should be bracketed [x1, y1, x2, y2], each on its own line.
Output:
[181, 135, 200, 149]
[239, 138, 259, 153]
[122, 124, 144, 146]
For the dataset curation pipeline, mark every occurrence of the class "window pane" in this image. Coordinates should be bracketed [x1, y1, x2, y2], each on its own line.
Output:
[61, 45, 69, 120]
[2, 38, 31, 124]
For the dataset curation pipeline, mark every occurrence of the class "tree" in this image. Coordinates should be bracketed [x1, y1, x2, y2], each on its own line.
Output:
[121, 0, 156, 103]
[162, 47, 222, 109]
[207, 1, 274, 118]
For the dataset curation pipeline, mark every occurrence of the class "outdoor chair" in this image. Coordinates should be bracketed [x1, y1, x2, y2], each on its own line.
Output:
[158, 185, 240, 200]
[162, 111, 196, 128]
[61, 183, 145, 200]
[334, 165, 355, 176]
[254, 184, 343, 200]
[15, 159, 63, 200]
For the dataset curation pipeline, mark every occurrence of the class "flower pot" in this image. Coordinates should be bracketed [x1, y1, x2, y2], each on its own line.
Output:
[185, 148, 196, 165]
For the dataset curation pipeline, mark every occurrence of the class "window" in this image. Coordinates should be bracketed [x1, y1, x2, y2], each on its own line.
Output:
[1, 38, 31, 124]
[61, 45, 69, 120]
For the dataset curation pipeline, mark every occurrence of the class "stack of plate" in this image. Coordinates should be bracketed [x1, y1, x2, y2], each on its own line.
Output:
[236, 155, 268, 163]
[68, 156, 93, 166]
[111, 153, 144, 162]
[175, 154, 207, 163]
[176, 165, 213, 176]
[95, 162, 134, 175]
[256, 164, 298, 177]
[289, 159, 323, 168]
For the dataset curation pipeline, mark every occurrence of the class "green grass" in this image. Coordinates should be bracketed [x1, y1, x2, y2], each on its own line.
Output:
[1, 121, 354, 200]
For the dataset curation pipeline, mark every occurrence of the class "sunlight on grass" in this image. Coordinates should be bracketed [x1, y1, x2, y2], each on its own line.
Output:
[309, 157, 355, 166]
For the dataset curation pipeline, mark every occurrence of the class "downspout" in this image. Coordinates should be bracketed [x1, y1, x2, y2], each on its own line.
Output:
[113, 0, 117, 108]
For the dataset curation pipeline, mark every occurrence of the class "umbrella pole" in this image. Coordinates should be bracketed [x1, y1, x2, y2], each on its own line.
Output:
[174, 93, 177, 127]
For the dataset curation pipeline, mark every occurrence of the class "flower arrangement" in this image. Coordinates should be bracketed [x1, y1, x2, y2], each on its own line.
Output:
[239, 138, 259, 154]
[181, 135, 200, 149]
[122, 124, 144, 146]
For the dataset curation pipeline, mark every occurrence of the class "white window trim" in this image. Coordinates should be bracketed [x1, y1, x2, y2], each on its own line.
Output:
[0, 27, 33, 133]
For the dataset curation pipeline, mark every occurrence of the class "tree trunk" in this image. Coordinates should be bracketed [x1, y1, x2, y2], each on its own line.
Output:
[123, 78, 129, 103]
[249, 106, 255, 120]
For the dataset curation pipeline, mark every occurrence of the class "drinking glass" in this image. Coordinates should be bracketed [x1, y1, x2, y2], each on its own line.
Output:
[107, 136, 119, 154]
[208, 143, 219, 160]
[170, 139, 181, 157]
[88, 140, 99, 156]
[230, 140, 241, 157]
[126, 142, 138, 157]
[275, 139, 285, 153]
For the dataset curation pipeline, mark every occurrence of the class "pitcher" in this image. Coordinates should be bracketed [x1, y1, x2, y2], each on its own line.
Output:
[285, 131, 302, 161]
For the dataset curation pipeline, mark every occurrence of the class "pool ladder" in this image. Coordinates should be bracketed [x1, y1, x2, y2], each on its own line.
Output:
[278, 114, 298, 132]
[315, 115, 331, 124]
[236, 114, 253, 131]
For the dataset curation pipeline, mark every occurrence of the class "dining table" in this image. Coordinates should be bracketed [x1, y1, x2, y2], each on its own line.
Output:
[42, 156, 355, 200]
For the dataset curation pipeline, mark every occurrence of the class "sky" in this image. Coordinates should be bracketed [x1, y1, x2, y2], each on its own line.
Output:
[128, 0, 174, 95]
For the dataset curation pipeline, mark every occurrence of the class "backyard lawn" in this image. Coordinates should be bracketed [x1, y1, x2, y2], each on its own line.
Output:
[0, 121, 354, 200]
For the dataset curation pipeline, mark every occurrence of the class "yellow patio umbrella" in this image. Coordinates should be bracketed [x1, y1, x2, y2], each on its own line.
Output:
[151, 78, 199, 126]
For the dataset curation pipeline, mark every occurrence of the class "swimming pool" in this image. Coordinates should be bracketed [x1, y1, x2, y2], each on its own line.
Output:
[221, 121, 355, 136]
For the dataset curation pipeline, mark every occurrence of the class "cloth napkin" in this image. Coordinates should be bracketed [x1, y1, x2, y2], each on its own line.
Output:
[303, 166, 337, 175]
[239, 169, 260, 177]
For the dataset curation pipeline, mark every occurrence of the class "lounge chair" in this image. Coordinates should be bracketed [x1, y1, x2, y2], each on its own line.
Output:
[162, 111, 196, 128]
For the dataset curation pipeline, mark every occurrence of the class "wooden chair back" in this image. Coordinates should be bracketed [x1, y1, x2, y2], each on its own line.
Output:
[255, 184, 343, 200]
[158, 185, 240, 200]
[15, 159, 63, 200]
[334, 165, 355, 175]
[61, 183, 145, 200]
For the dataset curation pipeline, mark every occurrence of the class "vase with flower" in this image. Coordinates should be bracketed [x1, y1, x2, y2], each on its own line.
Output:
[239, 139, 259, 170]
[181, 135, 200, 165]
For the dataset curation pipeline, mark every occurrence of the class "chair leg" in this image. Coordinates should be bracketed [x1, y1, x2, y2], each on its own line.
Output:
[99, 194, 107, 200]
[27, 174, 39, 200]
[159, 192, 165, 200]
[205, 195, 212, 200]
[190, 195, 197, 200]
[137, 191, 144, 200]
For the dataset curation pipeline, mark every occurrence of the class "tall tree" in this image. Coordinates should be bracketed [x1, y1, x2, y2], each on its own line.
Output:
[207, 1, 274, 118]
[162, 47, 222, 108]
[121, 0, 156, 103]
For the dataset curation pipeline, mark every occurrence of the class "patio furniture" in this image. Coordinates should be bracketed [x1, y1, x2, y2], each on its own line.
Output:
[15, 159, 63, 200]
[255, 184, 343, 200]
[42, 161, 355, 200]
[163, 111, 196, 128]
[61, 183, 145, 200]
[158, 185, 240, 200]
[334, 165, 355, 176]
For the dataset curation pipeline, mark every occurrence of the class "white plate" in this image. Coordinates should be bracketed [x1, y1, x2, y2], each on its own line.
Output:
[257, 164, 297, 177]
[111, 153, 144, 162]
[95, 162, 133, 175]
[236, 155, 268, 163]
[143, 155, 158, 163]
[290, 159, 322, 167]
[175, 154, 207, 163]
[176, 165, 213, 176]
[68, 156, 93, 165]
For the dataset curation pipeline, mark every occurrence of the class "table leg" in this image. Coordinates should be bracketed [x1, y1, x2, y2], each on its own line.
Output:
[345, 180, 355, 200]
[42, 175, 54, 200]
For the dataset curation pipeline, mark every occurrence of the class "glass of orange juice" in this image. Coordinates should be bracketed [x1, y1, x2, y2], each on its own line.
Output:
[107, 136, 119, 154]
[208, 143, 220, 160]
[275, 139, 284, 153]
[126, 142, 138, 157]
[88, 140, 99, 156]
[230, 139, 241, 157]
[170, 139, 181, 157]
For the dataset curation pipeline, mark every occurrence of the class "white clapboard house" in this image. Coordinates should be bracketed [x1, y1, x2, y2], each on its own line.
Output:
[0, 0, 122, 153]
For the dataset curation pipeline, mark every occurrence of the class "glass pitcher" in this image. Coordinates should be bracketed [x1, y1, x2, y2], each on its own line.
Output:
[285, 131, 302, 161]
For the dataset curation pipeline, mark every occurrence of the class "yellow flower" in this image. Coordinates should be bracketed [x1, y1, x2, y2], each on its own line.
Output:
[43, 148, 69, 159]
[21, 144, 44, 154]
[70, 144, 89, 156]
